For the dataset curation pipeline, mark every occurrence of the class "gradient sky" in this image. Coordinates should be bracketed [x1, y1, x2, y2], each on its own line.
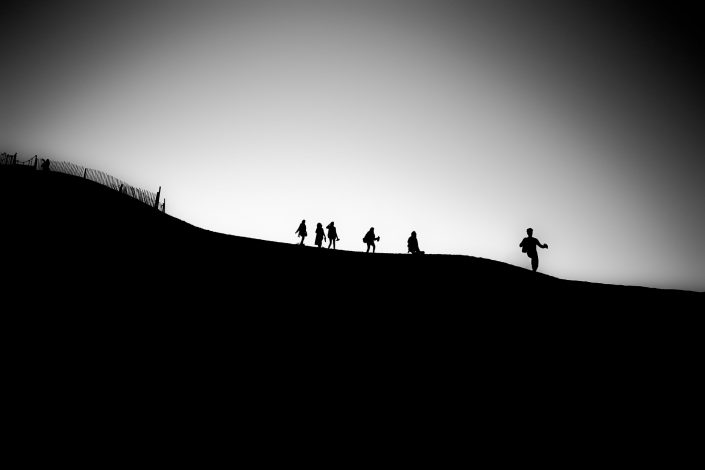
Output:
[2, 0, 704, 291]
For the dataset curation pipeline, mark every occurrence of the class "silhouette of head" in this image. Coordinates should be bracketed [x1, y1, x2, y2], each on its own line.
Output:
[527, 228, 533, 236]
[317, 222, 322, 228]
[302, 220, 306, 223]
[411, 231, 416, 237]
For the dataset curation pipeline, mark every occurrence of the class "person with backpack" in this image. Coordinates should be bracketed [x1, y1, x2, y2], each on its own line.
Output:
[363, 227, 380, 253]
[519, 227, 548, 272]
[314, 222, 327, 248]
[407, 231, 424, 255]
[295, 220, 307, 246]
[326, 222, 340, 249]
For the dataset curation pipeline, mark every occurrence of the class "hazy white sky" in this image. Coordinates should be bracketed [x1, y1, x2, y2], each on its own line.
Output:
[3, 0, 704, 290]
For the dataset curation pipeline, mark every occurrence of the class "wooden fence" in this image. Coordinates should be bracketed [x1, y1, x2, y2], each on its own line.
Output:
[1, 152, 164, 211]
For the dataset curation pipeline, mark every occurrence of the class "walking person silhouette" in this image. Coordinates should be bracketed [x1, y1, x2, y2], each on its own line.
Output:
[363, 227, 380, 253]
[326, 222, 339, 249]
[407, 231, 424, 255]
[295, 220, 307, 246]
[314, 222, 327, 248]
[519, 227, 548, 272]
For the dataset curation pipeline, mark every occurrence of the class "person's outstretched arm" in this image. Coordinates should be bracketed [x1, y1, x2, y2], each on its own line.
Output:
[537, 239, 548, 249]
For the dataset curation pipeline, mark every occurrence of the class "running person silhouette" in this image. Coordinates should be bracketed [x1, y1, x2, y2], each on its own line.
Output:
[519, 227, 548, 272]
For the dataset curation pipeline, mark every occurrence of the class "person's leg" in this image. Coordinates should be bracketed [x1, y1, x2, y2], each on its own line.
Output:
[372, 242, 376, 253]
[366, 243, 370, 253]
[531, 255, 538, 272]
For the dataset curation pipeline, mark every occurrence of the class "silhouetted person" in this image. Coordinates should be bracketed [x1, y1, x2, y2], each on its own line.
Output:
[41, 158, 50, 171]
[326, 222, 339, 249]
[363, 227, 380, 253]
[314, 222, 327, 248]
[295, 220, 307, 245]
[407, 231, 424, 255]
[520, 227, 548, 272]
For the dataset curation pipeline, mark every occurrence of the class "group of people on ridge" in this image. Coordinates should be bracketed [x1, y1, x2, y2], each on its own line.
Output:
[295, 220, 426, 255]
[296, 220, 550, 272]
[295, 220, 340, 249]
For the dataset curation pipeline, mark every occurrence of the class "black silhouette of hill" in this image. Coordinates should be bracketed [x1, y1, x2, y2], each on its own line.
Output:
[3, 164, 701, 457]
[3, 164, 699, 312]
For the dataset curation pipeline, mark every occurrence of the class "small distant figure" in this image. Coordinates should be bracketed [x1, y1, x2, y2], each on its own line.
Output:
[363, 227, 380, 253]
[519, 227, 548, 272]
[314, 222, 327, 248]
[295, 219, 307, 245]
[41, 158, 51, 171]
[326, 222, 340, 249]
[407, 231, 425, 255]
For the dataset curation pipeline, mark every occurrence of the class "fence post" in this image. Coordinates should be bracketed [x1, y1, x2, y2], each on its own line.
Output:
[83, 168, 87, 179]
[154, 186, 161, 209]
[34, 156, 38, 170]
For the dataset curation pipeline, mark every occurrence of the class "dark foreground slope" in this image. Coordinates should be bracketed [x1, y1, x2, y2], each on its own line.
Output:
[3, 165, 699, 313]
[3, 166, 702, 459]
[3, 163, 701, 355]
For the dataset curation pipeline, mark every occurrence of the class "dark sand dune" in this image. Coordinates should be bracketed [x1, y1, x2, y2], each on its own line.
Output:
[3, 165, 698, 313]
[3, 162, 700, 360]
[2, 165, 701, 456]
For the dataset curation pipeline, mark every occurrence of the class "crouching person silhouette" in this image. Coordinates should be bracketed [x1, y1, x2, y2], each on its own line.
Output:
[315, 222, 327, 248]
[295, 219, 307, 245]
[407, 231, 424, 254]
[519, 227, 548, 272]
[363, 227, 380, 253]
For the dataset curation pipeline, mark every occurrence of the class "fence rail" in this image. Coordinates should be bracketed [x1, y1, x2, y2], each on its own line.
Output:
[1, 152, 164, 211]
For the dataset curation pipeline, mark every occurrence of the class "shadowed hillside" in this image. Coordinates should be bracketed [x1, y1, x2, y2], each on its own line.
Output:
[3, 164, 699, 315]
[3, 164, 702, 457]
